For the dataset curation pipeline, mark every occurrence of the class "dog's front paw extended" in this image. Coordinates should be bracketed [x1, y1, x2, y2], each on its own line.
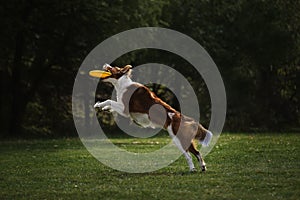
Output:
[102, 105, 112, 111]
[94, 102, 103, 108]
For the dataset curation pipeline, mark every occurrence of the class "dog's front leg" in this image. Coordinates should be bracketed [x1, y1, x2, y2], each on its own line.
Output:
[94, 100, 127, 117]
[94, 100, 111, 110]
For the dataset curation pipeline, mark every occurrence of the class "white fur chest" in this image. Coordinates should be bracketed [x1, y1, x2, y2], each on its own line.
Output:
[115, 76, 134, 102]
[104, 75, 134, 102]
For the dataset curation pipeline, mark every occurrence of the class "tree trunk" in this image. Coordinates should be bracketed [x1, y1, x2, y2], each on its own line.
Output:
[9, 31, 25, 137]
[8, 0, 34, 137]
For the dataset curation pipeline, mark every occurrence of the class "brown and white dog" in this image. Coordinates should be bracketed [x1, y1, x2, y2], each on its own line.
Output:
[94, 64, 213, 172]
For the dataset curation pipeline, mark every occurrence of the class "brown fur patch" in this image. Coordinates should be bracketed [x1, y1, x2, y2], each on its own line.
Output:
[122, 83, 178, 128]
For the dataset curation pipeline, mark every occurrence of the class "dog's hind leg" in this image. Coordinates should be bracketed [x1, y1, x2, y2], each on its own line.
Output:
[188, 143, 206, 171]
[167, 125, 195, 172]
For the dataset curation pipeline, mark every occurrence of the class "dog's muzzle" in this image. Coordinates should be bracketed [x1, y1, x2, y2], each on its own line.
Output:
[103, 63, 112, 71]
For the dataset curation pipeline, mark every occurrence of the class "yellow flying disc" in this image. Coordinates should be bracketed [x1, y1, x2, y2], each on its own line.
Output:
[89, 70, 112, 78]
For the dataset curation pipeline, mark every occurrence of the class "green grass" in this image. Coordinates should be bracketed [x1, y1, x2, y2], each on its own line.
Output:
[1, 133, 299, 200]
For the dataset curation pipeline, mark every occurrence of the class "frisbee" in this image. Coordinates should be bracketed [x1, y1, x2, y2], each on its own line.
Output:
[89, 70, 112, 78]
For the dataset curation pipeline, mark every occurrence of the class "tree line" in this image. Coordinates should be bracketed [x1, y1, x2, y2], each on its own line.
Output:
[0, 0, 299, 138]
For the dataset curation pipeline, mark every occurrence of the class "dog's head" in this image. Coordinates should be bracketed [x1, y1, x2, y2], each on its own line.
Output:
[101, 64, 132, 82]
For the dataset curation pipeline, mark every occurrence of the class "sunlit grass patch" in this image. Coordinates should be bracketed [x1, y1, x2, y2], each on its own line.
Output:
[0, 133, 299, 200]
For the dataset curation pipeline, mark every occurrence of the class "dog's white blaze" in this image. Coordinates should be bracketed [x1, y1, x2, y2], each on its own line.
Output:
[167, 112, 175, 119]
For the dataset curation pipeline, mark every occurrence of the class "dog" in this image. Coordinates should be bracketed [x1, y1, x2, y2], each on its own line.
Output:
[94, 64, 213, 172]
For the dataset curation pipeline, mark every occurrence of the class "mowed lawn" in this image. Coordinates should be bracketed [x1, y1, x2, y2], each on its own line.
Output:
[1, 133, 299, 200]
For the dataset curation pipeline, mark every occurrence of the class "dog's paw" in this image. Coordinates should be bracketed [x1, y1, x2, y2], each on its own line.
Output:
[94, 102, 102, 108]
[102, 105, 112, 111]
[190, 168, 197, 173]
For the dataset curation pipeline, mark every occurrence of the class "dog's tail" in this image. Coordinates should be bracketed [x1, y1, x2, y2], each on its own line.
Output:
[195, 124, 213, 147]
[200, 130, 213, 147]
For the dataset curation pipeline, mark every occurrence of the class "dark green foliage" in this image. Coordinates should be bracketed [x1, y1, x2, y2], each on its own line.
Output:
[0, 0, 299, 137]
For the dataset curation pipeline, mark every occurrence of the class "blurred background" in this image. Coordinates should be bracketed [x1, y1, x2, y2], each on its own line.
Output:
[0, 0, 299, 138]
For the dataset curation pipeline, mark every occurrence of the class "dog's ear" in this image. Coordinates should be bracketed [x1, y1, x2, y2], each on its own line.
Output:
[121, 65, 132, 73]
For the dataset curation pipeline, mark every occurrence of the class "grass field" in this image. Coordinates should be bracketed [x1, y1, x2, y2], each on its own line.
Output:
[1, 133, 299, 200]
